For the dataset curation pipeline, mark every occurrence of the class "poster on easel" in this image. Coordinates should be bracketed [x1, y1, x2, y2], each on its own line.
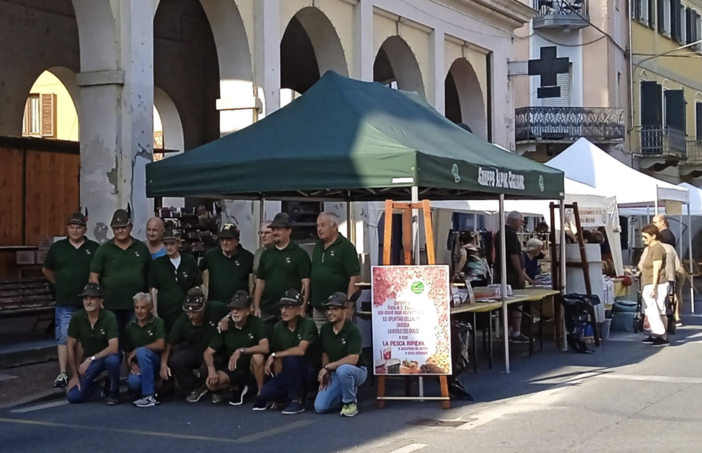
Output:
[371, 265, 451, 376]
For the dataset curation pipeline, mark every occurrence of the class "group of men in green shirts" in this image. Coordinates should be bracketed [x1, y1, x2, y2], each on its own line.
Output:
[44, 208, 367, 415]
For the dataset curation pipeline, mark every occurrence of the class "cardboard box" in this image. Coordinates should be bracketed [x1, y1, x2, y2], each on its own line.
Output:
[16, 250, 36, 265]
[36, 250, 49, 265]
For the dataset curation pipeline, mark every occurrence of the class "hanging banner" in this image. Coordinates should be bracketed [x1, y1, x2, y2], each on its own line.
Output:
[371, 265, 451, 376]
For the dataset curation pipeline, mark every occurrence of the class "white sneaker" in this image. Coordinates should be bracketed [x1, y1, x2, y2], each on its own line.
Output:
[134, 395, 160, 408]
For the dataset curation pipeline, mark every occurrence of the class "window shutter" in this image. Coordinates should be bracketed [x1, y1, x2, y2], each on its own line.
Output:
[686, 7, 693, 44]
[542, 71, 571, 107]
[696, 103, 702, 140]
[634, 0, 642, 20]
[641, 81, 662, 126]
[40, 93, 56, 138]
[664, 89, 686, 131]
[671, 0, 681, 40]
[657, 0, 665, 31]
[649, 0, 656, 27]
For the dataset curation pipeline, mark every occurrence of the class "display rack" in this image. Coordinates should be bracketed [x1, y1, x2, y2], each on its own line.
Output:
[157, 207, 218, 259]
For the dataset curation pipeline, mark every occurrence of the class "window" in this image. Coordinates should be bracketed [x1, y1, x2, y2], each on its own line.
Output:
[22, 93, 56, 138]
[663, 0, 672, 35]
[696, 101, 702, 140]
[542, 64, 572, 107]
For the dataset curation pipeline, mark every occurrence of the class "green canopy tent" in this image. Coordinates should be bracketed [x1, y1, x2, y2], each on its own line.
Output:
[146, 71, 563, 201]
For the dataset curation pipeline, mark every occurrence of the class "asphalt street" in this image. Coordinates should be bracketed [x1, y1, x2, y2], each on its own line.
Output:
[3, 317, 702, 453]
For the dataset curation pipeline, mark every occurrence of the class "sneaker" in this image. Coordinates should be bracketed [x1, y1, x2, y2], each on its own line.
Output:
[252, 398, 267, 411]
[186, 386, 208, 403]
[105, 393, 120, 406]
[281, 401, 305, 415]
[229, 385, 249, 406]
[340, 403, 358, 417]
[650, 337, 669, 347]
[134, 395, 159, 408]
[54, 372, 68, 388]
[509, 334, 530, 344]
[641, 336, 655, 344]
[211, 393, 225, 404]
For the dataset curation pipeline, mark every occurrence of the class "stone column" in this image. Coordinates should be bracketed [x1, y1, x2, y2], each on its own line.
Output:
[429, 28, 446, 114]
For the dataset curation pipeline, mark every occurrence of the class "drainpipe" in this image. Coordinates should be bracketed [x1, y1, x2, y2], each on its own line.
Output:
[627, 0, 635, 156]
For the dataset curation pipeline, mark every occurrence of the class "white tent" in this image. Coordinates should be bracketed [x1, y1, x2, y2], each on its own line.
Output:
[546, 138, 689, 207]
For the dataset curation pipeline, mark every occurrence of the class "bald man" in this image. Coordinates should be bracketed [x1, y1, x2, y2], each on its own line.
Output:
[653, 215, 676, 248]
[146, 218, 166, 259]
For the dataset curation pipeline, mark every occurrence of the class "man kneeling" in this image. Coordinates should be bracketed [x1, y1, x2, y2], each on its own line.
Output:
[315, 292, 367, 417]
[203, 291, 269, 405]
[66, 283, 121, 405]
[124, 293, 166, 408]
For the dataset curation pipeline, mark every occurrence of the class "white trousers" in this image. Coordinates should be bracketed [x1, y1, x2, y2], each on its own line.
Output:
[642, 283, 669, 336]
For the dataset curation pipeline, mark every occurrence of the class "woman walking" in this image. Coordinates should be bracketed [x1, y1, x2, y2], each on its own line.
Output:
[639, 224, 669, 347]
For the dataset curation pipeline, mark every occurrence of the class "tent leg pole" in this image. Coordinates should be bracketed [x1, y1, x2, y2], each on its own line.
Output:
[410, 186, 424, 398]
[560, 199, 567, 352]
[689, 204, 694, 314]
[257, 196, 265, 249]
[499, 194, 509, 373]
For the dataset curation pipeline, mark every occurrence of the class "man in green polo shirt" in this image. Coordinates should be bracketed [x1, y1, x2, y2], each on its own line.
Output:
[311, 212, 361, 329]
[43, 212, 100, 388]
[254, 289, 319, 415]
[124, 292, 166, 408]
[202, 291, 269, 405]
[66, 283, 121, 405]
[90, 209, 152, 340]
[159, 288, 228, 403]
[149, 228, 202, 333]
[200, 223, 254, 303]
[254, 213, 311, 336]
[314, 292, 367, 417]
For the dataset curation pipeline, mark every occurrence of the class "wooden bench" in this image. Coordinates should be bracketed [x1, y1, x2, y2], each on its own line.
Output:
[0, 277, 55, 329]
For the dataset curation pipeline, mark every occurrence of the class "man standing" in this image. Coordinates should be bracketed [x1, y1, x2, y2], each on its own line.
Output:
[255, 213, 311, 335]
[90, 209, 152, 339]
[124, 293, 166, 408]
[653, 215, 676, 247]
[160, 288, 228, 402]
[43, 212, 100, 388]
[253, 221, 273, 275]
[314, 292, 367, 417]
[200, 223, 254, 302]
[146, 217, 166, 259]
[149, 228, 202, 333]
[202, 291, 269, 405]
[494, 211, 529, 344]
[310, 213, 361, 329]
[66, 283, 121, 405]
[255, 289, 320, 414]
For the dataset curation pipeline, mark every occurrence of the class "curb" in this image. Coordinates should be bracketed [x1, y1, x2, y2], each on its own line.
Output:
[0, 346, 57, 369]
[0, 388, 64, 411]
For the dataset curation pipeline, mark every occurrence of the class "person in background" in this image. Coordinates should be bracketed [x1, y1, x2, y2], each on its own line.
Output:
[149, 228, 202, 333]
[494, 211, 529, 344]
[253, 221, 274, 275]
[43, 212, 100, 388]
[314, 293, 366, 417]
[532, 222, 549, 241]
[640, 240, 682, 330]
[160, 288, 229, 403]
[523, 238, 544, 285]
[199, 223, 254, 303]
[65, 283, 121, 405]
[123, 293, 166, 408]
[653, 214, 676, 247]
[90, 209, 152, 341]
[310, 212, 361, 330]
[146, 217, 166, 259]
[202, 291, 269, 405]
[254, 289, 319, 414]
[638, 224, 669, 347]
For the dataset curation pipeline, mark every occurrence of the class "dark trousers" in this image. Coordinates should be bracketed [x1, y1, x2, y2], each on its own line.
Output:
[259, 356, 317, 403]
[112, 309, 135, 344]
[168, 346, 205, 393]
[66, 352, 122, 403]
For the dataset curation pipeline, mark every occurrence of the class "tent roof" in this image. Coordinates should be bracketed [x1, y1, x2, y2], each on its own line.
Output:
[146, 71, 564, 201]
[545, 138, 688, 205]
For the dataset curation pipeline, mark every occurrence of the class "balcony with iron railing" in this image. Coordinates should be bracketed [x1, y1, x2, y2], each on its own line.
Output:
[681, 140, 702, 177]
[514, 107, 625, 144]
[635, 126, 687, 157]
[532, 0, 590, 30]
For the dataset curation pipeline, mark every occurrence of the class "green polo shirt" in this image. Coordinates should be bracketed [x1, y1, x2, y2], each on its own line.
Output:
[67, 308, 119, 358]
[310, 235, 360, 307]
[168, 301, 228, 351]
[272, 315, 320, 366]
[320, 320, 365, 367]
[90, 238, 152, 310]
[209, 315, 266, 368]
[199, 245, 254, 302]
[149, 253, 202, 332]
[122, 316, 166, 353]
[43, 238, 100, 306]
[257, 243, 311, 318]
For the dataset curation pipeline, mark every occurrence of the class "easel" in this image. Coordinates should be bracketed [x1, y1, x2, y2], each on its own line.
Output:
[549, 202, 600, 346]
[377, 199, 451, 409]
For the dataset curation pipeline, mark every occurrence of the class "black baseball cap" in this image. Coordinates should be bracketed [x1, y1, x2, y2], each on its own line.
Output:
[163, 228, 181, 242]
[324, 292, 348, 308]
[182, 288, 206, 312]
[279, 289, 303, 306]
[67, 212, 87, 226]
[110, 209, 131, 228]
[79, 282, 103, 298]
[218, 223, 240, 239]
[227, 290, 252, 309]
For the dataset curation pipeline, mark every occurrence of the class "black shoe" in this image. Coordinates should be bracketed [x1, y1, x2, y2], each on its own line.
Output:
[281, 401, 305, 415]
[642, 336, 655, 344]
[229, 385, 249, 406]
[650, 337, 669, 347]
[509, 334, 530, 344]
[106, 393, 120, 406]
[252, 398, 267, 411]
[53, 372, 68, 388]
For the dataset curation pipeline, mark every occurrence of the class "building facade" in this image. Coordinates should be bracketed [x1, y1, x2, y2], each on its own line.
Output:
[0, 0, 532, 251]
